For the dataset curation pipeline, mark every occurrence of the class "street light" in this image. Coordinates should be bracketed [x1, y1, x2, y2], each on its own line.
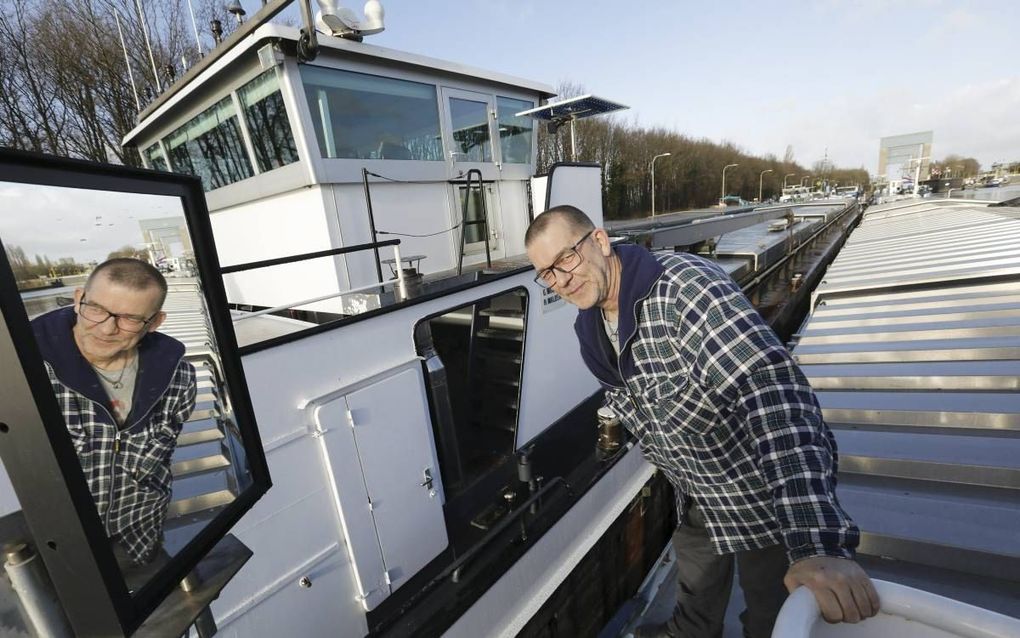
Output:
[721, 163, 738, 204]
[759, 169, 773, 203]
[783, 173, 796, 188]
[801, 175, 811, 187]
[650, 152, 671, 217]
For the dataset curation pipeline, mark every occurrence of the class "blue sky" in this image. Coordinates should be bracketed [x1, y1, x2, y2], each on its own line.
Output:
[347, 0, 1018, 175]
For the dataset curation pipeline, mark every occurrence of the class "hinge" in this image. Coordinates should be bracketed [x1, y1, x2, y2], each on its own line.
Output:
[346, 408, 355, 428]
[367, 497, 374, 511]
[383, 570, 393, 586]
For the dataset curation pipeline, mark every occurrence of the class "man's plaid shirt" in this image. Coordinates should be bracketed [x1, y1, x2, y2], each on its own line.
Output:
[575, 245, 859, 562]
[33, 308, 196, 565]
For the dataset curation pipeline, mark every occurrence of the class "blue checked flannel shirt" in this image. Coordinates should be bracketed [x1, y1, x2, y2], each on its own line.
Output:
[575, 245, 858, 562]
[32, 307, 196, 565]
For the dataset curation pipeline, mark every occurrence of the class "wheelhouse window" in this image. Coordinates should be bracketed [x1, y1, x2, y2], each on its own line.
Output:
[143, 143, 168, 171]
[449, 97, 492, 162]
[300, 66, 443, 161]
[238, 69, 299, 172]
[164, 97, 253, 191]
[496, 97, 533, 164]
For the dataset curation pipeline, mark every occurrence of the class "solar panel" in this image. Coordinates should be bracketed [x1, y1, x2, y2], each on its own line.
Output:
[515, 94, 628, 122]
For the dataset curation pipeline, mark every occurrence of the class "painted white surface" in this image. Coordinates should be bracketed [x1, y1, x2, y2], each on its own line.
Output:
[211, 435, 368, 637]
[444, 446, 654, 638]
[344, 367, 448, 594]
[222, 272, 575, 636]
[773, 580, 1020, 638]
[212, 186, 348, 313]
[531, 176, 549, 214]
[545, 165, 605, 227]
[516, 279, 598, 448]
[330, 182, 458, 287]
[313, 399, 389, 610]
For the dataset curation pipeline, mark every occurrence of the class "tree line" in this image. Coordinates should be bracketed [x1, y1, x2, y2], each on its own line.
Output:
[534, 86, 871, 220]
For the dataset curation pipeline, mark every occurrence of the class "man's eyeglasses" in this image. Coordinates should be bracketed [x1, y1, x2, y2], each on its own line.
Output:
[77, 298, 157, 333]
[534, 230, 594, 289]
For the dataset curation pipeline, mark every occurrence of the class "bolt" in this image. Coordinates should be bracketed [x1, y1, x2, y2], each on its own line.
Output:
[299, 577, 312, 589]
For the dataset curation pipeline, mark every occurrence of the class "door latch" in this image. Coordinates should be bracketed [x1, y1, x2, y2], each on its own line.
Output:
[420, 467, 434, 491]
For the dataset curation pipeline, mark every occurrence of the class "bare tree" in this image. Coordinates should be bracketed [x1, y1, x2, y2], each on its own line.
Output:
[0, 0, 225, 165]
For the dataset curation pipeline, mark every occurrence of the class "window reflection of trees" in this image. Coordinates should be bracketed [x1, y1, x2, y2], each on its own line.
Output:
[240, 71, 299, 172]
[244, 92, 298, 171]
[164, 100, 253, 191]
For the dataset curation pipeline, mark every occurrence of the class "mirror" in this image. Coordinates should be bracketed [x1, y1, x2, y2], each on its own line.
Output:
[0, 180, 253, 595]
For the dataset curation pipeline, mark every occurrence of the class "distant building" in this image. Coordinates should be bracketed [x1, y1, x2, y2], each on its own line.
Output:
[879, 131, 933, 184]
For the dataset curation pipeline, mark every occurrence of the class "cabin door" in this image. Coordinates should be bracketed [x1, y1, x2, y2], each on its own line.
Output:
[440, 87, 504, 262]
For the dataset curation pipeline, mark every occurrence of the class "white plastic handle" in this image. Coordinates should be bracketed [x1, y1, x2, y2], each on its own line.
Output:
[772, 579, 1020, 638]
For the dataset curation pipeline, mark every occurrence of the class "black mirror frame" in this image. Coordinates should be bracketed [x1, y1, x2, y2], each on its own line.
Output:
[0, 148, 270, 635]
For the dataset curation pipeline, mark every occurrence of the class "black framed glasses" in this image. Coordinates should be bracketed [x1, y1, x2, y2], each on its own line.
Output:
[77, 298, 158, 333]
[534, 230, 594, 289]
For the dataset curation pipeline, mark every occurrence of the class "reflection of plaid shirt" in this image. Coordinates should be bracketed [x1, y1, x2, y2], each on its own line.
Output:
[576, 246, 859, 562]
[32, 308, 196, 564]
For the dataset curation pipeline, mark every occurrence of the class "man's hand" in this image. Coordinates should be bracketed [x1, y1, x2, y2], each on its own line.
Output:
[784, 557, 880, 623]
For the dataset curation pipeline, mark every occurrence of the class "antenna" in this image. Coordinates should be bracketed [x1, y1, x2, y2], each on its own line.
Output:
[186, 0, 203, 57]
[315, 0, 385, 39]
[113, 10, 141, 112]
[133, 0, 162, 93]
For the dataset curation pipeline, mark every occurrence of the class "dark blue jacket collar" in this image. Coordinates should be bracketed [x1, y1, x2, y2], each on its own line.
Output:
[31, 307, 185, 429]
[574, 244, 665, 388]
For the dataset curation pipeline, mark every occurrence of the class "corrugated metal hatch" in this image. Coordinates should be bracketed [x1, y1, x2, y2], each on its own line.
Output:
[792, 199, 1020, 617]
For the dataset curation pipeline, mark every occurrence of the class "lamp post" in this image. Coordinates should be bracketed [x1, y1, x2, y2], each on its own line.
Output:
[721, 163, 738, 204]
[801, 175, 811, 187]
[650, 152, 671, 217]
[758, 169, 773, 203]
[783, 173, 796, 188]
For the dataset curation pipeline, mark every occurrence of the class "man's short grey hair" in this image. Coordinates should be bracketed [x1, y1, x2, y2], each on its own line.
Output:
[85, 258, 168, 309]
[525, 205, 596, 246]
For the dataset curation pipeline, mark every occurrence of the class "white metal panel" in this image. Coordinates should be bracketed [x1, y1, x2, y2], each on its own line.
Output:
[211, 435, 368, 635]
[212, 185, 348, 313]
[314, 399, 389, 610]
[516, 279, 599, 449]
[545, 164, 604, 227]
[344, 366, 448, 593]
[530, 175, 548, 216]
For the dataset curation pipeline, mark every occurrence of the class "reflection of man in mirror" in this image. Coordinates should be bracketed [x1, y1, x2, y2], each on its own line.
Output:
[31, 258, 197, 566]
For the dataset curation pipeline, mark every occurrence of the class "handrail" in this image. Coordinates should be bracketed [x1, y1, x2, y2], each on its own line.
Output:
[220, 239, 400, 274]
[232, 244, 406, 323]
[456, 168, 492, 275]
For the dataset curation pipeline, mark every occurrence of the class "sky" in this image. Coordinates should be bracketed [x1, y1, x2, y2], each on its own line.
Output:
[0, 183, 184, 263]
[351, 0, 1019, 175]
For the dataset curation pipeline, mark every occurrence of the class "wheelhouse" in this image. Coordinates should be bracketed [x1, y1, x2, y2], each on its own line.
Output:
[123, 24, 554, 319]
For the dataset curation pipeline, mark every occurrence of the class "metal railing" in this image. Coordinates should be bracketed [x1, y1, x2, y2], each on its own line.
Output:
[222, 239, 404, 323]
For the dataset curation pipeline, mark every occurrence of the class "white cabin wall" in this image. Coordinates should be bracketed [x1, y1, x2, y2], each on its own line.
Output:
[330, 182, 456, 287]
[211, 435, 368, 637]
[213, 273, 542, 637]
[496, 180, 532, 261]
[211, 186, 349, 314]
